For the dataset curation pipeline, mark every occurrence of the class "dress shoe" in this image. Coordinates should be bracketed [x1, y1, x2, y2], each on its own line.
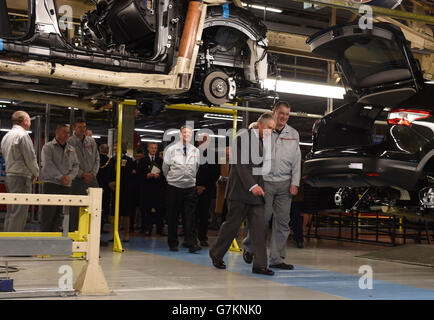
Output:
[242, 249, 254, 264]
[189, 245, 202, 253]
[269, 263, 294, 270]
[169, 246, 179, 252]
[209, 251, 226, 269]
[200, 240, 209, 247]
[252, 267, 274, 276]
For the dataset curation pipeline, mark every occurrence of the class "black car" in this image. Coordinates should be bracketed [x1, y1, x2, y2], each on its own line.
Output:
[303, 23, 434, 215]
[0, 0, 268, 110]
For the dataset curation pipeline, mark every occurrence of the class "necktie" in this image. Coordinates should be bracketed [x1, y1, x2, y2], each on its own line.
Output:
[183, 146, 187, 156]
[259, 138, 263, 157]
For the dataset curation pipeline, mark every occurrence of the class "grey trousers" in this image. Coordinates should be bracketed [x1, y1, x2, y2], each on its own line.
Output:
[40, 183, 71, 232]
[243, 180, 292, 265]
[69, 177, 99, 232]
[210, 200, 267, 269]
[4, 175, 32, 232]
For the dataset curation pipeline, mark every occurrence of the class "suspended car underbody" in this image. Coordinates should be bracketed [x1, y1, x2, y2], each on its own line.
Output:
[0, 0, 269, 111]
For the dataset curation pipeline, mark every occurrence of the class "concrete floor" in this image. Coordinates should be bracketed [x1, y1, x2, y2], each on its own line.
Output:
[2, 231, 434, 300]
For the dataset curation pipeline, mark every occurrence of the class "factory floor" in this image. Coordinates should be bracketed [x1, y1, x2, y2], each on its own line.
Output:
[2, 228, 434, 301]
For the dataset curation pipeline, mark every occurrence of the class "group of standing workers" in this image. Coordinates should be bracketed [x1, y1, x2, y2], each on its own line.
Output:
[1, 100, 302, 276]
[1, 112, 99, 233]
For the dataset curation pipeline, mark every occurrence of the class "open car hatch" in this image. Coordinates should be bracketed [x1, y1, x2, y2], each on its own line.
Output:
[306, 23, 425, 106]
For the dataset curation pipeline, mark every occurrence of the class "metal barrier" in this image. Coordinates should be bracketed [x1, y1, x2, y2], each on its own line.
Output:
[305, 209, 434, 246]
[0, 188, 110, 296]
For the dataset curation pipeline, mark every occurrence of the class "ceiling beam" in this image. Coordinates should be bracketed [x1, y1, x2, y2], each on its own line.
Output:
[264, 21, 321, 36]
[0, 88, 107, 112]
[291, 0, 434, 24]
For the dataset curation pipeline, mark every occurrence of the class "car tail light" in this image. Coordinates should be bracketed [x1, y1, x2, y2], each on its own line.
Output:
[366, 173, 380, 177]
[387, 109, 431, 126]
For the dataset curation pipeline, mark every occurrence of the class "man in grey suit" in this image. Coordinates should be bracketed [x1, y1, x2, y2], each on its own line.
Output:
[243, 100, 301, 269]
[209, 112, 276, 276]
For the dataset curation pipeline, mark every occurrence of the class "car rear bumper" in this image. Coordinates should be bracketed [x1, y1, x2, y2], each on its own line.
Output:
[303, 156, 419, 190]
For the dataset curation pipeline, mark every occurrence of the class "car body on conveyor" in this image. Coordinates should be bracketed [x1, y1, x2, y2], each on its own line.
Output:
[0, 0, 268, 110]
[303, 22, 434, 215]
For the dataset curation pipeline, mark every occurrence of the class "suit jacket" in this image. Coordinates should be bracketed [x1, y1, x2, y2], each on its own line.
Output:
[196, 148, 220, 198]
[137, 153, 166, 205]
[97, 154, 112, 190]
[226, 129, 265, 205]
[108, 153, 134, 208]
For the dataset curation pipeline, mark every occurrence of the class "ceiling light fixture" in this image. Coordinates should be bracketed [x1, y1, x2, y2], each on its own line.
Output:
[167, 130, 180, 135]
[204, 114, 243, 122]
[135, 128, 165, 133]
[241, 2, 283, 13]
[141, 138, 163, 143]
[263, 78, 346, 100]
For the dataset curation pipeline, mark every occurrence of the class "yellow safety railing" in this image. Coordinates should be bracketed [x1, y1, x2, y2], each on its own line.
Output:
[0, 206, 91, 259]
[0, 189, 110, 295]
[71, 207, 90, 258]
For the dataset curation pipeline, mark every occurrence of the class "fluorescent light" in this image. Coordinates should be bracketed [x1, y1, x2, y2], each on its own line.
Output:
[263, 78, 346, 99]
[92, 135, 101, 139]
[0, 99, 11, 104]
[167, 130, 180, 135]
[204, 114, 243, 122]
[242, 2, 283, 13]
[141, 138, 162, 143]
[135, 128, 165, 133]
[299, 142, 313, 146]
[426, 81, 434, 84]
[209, 134, 227, 138]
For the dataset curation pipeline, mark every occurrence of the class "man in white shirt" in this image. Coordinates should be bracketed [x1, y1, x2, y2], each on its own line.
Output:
[163, 125, 201, 253]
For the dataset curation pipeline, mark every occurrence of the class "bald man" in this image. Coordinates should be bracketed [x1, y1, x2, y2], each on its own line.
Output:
[1, 111, 39, 231]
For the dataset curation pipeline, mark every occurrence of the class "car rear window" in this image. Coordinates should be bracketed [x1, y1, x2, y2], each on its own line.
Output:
[343, 37, 410, 86]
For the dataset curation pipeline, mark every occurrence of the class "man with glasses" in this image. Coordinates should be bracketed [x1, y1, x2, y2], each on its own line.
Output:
[163, 125, 201, 253]
[243, 101, 301, 270]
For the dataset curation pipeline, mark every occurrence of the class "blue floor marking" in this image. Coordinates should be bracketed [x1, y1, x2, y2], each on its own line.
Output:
[111, 236, 434, 300]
